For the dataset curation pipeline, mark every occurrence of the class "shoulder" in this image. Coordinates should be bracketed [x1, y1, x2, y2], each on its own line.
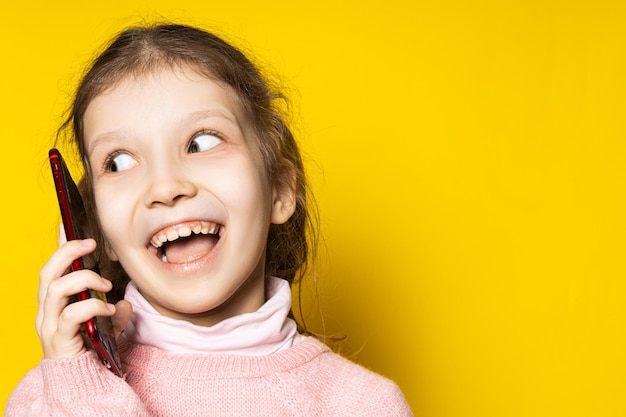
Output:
[7, 353, 105, 414]
[5, 366, 44, 415]
[292, 338, 413, 416]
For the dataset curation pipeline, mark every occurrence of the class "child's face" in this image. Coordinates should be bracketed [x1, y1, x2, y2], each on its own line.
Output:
[82, 68, 294, 325]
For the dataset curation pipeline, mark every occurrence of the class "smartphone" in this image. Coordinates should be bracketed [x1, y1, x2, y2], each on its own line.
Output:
[49, 148, 123, 377]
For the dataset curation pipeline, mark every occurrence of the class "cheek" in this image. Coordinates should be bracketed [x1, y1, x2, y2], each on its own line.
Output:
[93, 184, 130, 247]
[212, 158, 272, 216]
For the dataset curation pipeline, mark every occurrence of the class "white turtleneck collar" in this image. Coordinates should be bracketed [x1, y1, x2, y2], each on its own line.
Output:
[122, 276, 305, 356]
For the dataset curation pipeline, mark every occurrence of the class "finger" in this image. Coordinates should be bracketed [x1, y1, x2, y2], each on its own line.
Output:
[45, 298, 115, 359]
[38, 239, 96, 308]
[43, 270, 112, 324]
[38, 270, 112, 337]
[56, 298, 115, 339]
[111, 300, 133, 339]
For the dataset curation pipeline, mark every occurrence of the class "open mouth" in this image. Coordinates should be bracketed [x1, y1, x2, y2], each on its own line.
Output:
[150, 221, 223, 264]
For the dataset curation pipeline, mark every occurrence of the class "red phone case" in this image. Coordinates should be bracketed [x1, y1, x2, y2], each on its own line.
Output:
[49, 148, 123, 377]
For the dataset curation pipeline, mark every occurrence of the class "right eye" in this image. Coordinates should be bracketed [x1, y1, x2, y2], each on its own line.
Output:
[106, 152, 137, 172]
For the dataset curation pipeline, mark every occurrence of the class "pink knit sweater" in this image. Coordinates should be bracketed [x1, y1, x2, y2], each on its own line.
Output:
[6, 337, 412, 416]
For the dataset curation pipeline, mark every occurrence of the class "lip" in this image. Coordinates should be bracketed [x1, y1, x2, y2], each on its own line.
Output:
[150, 220, 222, 249]
[146, 218, 225, 274]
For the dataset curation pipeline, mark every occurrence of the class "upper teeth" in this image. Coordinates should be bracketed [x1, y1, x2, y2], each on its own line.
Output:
[150, 221, 221, 249]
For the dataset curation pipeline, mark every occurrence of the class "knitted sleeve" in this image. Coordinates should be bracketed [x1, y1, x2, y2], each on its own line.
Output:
[329, 367, 413, 416]
[310, 351, 414, 416]
[5, 351, 150, 417]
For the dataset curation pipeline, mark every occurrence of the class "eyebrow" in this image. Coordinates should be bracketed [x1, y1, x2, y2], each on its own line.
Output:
[87, 108, 244, 157]
[186, 109, 240, 125]
[182, 108, 246, 140]
[87, 130, 126, 158]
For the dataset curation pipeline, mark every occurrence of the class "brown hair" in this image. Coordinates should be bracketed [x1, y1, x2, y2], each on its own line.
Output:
[57, 23, 318, 333]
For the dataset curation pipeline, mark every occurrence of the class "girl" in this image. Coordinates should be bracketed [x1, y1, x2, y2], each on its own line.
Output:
[6, 23, 412, 416]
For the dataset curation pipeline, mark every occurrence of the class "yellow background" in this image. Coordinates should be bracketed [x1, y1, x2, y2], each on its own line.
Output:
[2, 1, 625, 415]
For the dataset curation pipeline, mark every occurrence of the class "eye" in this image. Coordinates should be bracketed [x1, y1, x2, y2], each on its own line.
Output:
[106, 152, 138, 173]
[188, 131, 222, 154]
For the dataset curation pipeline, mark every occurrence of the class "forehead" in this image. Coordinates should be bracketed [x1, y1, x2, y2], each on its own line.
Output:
[82, 67, 250, 143]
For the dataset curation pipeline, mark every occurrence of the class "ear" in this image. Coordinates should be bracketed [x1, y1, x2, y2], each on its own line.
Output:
[270, 163, 297, 225]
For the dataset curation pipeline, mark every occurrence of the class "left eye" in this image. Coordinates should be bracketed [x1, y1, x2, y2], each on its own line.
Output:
[188, 132, 222, 153]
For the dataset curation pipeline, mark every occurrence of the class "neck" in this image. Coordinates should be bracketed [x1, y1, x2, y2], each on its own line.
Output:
[123, 276, 305, 355]
[145, 273, 266, 327]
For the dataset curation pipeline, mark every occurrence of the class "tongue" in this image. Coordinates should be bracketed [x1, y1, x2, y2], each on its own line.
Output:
[163, 235, 217, 264]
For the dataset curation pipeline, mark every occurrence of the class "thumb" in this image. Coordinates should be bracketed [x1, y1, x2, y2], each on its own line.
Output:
[57, 223, 67, 247]
[111, 300, 132, 339]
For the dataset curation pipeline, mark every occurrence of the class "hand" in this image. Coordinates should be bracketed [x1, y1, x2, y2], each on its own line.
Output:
[36, 226, 130, 359]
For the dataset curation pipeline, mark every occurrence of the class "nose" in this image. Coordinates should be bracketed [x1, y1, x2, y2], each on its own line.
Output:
[144, 156, 198, 207]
